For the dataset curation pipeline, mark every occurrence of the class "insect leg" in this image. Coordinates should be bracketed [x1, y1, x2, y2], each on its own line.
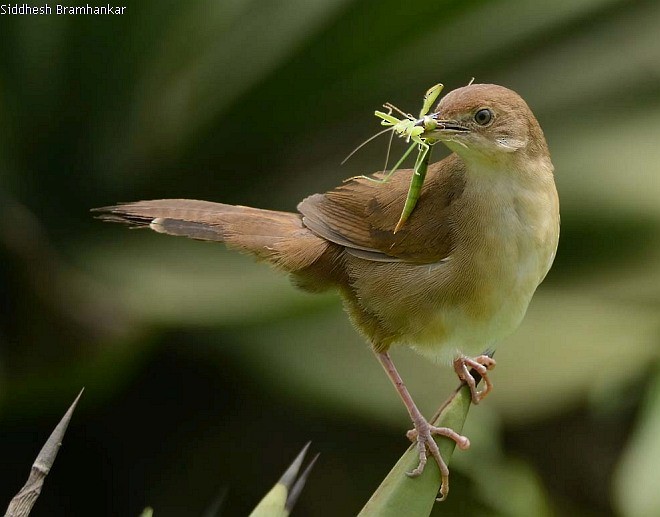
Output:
[375, 110, 403, 126]
[384, 102, 415, 120]
[344, 141, 417, 184]
[394, 143, 433, 233]
[419, 83, 444, 118]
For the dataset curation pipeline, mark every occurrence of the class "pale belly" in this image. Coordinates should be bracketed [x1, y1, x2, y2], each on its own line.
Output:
[410, 259, 545, 363]
[416, 197, 557, 361]
[349, 174, 559, 363]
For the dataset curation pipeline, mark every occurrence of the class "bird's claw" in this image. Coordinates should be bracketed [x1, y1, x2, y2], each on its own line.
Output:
[453, 354, 496, 404]
[405, 418, 470, 501]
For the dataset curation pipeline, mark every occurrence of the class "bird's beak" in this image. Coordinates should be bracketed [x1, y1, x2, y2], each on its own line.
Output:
[436, 120, 471, 133]
[416, 117, 470, 141]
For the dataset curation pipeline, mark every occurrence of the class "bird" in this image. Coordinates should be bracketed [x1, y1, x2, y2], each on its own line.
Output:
[93, 83, 560, 500]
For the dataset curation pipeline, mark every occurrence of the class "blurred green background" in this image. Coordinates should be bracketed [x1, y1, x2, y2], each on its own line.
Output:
[1, 0, 660, 515]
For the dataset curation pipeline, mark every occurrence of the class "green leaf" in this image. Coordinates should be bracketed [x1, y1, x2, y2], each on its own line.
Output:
[614, 371, 660, 517]
[249, 443, 318, 517]
[359, 384, 473, 516]
[249, 484, 290, 517]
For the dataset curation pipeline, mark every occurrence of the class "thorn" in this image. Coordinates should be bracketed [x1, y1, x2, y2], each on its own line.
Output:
[5, 389, 84, 516]
[278, 441, 311, 490]
[286, 453, 319, 512]
[34, 388, 84, 474]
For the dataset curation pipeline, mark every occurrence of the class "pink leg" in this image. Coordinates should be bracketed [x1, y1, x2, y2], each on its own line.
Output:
[376, 352, 470, 501]
[453, 354, 496, 404]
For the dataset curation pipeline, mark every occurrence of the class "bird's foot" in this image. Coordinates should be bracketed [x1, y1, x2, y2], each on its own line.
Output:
[405, 417, 470, 501]
[453, 354, 496, 404]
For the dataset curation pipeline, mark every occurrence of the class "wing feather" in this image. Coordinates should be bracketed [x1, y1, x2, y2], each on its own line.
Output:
[298, 155, 465, 264]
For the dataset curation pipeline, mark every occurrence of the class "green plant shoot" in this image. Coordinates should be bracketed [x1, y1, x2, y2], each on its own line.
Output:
[356, 83, 444, 233]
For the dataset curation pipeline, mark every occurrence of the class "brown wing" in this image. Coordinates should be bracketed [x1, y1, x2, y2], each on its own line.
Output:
[298, 154, 466, 264]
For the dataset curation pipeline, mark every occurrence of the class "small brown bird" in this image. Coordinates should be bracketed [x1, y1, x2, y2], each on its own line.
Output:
[94, 84, 559, 499]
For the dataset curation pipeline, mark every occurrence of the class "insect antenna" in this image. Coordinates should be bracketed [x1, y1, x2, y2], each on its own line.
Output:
[341, 126, 394, 165]
[381, 126, 395, 173]
[383, 102, 414, 120]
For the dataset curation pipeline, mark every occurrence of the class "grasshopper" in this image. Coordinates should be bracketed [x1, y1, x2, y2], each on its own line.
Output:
[349, 83, 444, 233]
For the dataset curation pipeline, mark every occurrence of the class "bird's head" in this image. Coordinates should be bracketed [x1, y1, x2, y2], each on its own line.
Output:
[422, 84, 549, 168]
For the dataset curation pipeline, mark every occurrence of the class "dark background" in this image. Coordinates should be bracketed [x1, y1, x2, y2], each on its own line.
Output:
[1, 0, 660, 515]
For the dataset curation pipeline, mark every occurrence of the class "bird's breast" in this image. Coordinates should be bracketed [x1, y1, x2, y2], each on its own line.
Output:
[403, 163, 559, 360]
[344, 161, 559, 362]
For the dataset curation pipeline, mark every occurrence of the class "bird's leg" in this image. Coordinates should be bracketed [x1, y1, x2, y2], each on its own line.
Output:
[375, 351, 470, 500]
[453, 354, 496, 404]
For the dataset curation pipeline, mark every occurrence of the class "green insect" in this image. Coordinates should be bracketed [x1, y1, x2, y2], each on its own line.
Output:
[347, 83, 444, 233]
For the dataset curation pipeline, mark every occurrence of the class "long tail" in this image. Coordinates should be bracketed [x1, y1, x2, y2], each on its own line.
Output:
[92, 199, 334, 276]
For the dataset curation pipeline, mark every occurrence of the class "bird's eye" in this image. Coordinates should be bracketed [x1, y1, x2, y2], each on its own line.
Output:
[474, 108, 493, 126]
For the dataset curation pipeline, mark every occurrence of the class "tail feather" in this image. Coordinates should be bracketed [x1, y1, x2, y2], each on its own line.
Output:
[93, 199, 334, 274]
[150, 218, 226, 241]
